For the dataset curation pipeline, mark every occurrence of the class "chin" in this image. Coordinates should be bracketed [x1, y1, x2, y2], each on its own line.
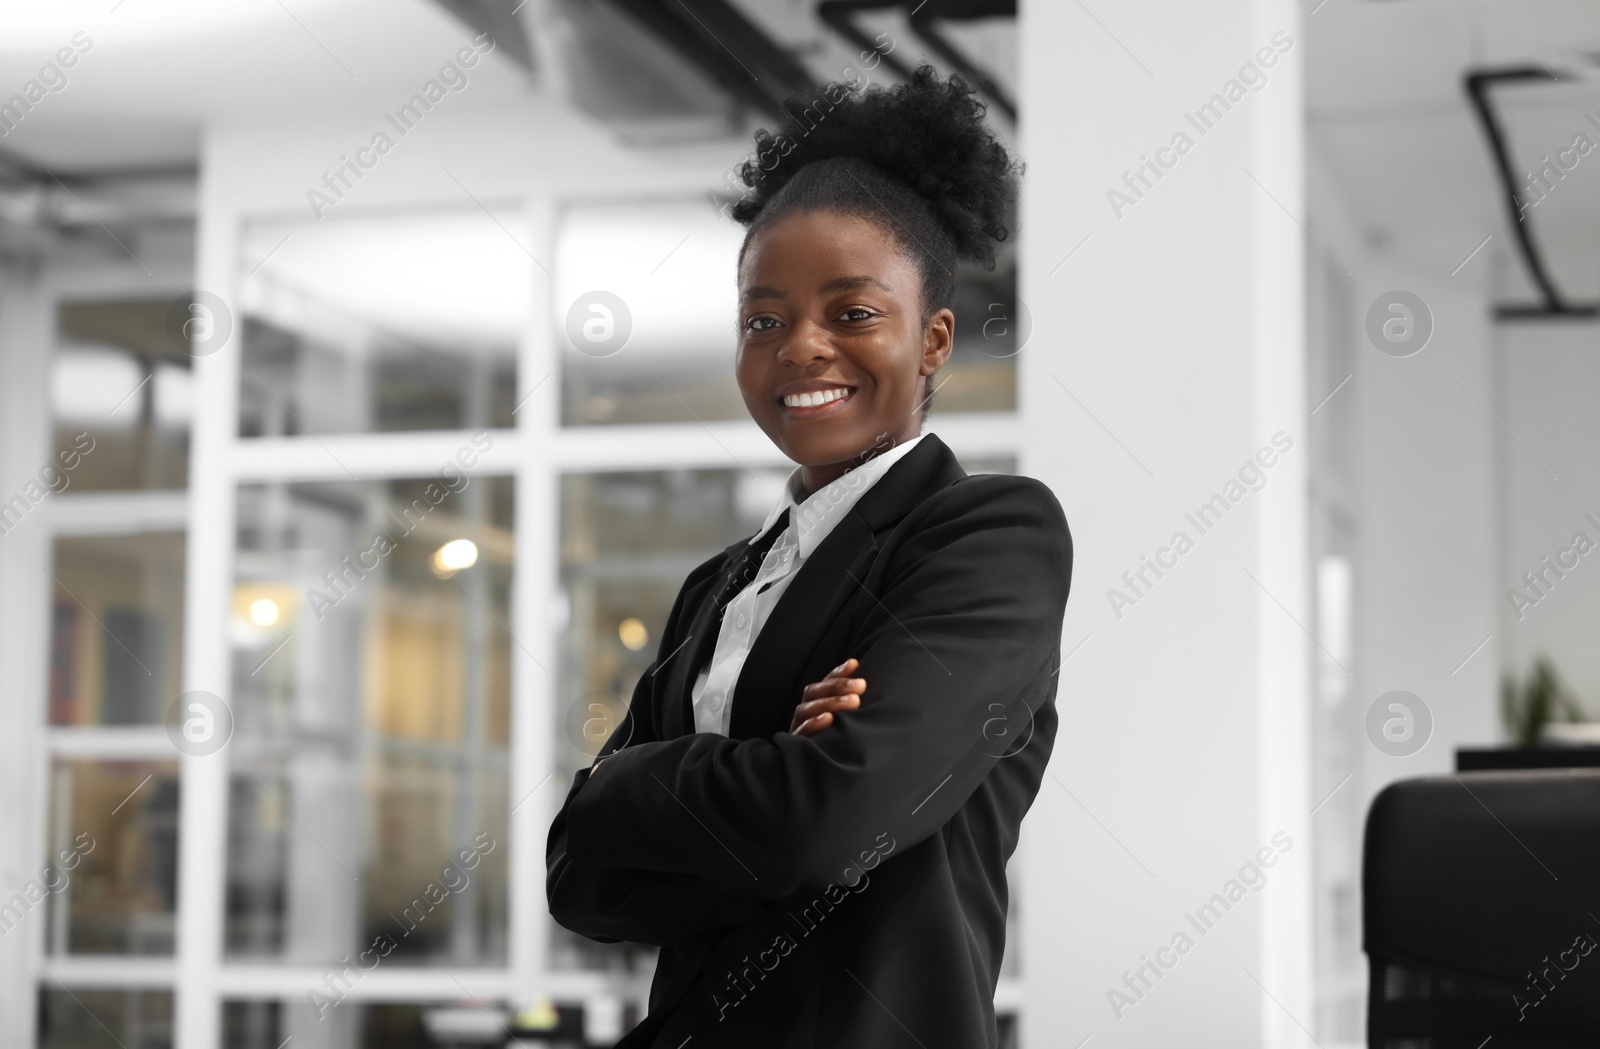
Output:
[792, 434, 872, 467]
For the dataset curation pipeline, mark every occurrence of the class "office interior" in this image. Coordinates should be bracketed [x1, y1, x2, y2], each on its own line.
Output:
[1, 0, 1598, 1046]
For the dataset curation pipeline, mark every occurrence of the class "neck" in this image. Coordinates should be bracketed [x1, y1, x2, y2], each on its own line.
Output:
[795, 430, 918, 502]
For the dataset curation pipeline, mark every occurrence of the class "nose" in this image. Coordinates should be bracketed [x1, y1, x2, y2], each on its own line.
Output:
[775, 317, 835, 369]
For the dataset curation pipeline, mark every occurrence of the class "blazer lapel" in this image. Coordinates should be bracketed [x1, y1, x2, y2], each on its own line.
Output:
[726, 433, 966, 739]
[659, 513, 790, 737]
[660, 574, 727, 737]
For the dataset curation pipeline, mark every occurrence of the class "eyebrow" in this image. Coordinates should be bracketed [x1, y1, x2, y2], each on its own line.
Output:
[823, 275, 894, 294]
[740, 274, 895, 304]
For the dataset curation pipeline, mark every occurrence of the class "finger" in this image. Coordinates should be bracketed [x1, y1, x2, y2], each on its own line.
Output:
[793, 691, 862, 722]
[792, 693, 862, 722]
[789, 694, 861, 735]
[793, 688, 863, 733]
[803, 670, 852, 697]
[814, 658, 859, 684]
[791, 699, 856, 733]
[801, 676, 867, 702]
[794, 711, 833, 737]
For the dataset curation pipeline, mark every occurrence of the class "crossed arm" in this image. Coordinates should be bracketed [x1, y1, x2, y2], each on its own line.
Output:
[547, 658, 872, 947]
[545, 477, 1071, 942]
[545, 558, 773, 947]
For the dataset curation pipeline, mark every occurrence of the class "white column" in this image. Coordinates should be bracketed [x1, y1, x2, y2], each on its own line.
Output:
[0, 259, 52, 1048]
[512, 192, 560, 1006]
[1019, 0, 1312, 1044]
[173, 131, 242, 1049]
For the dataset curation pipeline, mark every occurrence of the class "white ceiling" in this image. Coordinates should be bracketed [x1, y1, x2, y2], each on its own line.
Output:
[1, 0, 1592, 303]
[1306, 0, 1600, 302]
[0, 0, 1021, 174]
[0, 0, 534, 172]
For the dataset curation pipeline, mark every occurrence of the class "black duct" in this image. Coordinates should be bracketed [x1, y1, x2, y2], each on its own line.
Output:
[1464, 66, 1600, 320]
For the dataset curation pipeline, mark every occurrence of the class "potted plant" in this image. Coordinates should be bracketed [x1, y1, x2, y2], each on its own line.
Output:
[1500, 654, 1588, 746]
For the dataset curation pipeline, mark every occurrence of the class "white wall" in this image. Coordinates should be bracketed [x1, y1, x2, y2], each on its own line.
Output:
[1302, 75, 1504, 1042]
[1019, 1, 1312, 1044]
[1346, 250, 1502, 778]
[1497, 321, 1600, 709]
[1301, 132, 1502, 782]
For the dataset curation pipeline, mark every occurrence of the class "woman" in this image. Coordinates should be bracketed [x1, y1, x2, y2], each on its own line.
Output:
[546, 66, 1072, 1048]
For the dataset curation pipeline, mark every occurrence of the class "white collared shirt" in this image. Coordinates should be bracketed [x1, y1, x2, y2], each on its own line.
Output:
[690, 433, 927, 735]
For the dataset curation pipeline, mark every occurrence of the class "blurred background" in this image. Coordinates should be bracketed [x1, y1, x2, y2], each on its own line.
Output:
[0, 0, 1597, 1046]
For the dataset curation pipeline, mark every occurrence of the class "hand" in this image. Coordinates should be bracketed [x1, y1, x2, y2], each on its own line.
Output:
[789, 658, 867, 737]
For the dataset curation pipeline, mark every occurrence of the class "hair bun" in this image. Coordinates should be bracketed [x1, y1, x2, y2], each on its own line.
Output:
[731, 64, 1020, 268]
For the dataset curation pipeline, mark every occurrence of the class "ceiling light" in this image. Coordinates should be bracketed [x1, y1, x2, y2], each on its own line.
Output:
[618, 616, 648, 651]
[248, 598, 280, 627]
[432, 538, 479, 576]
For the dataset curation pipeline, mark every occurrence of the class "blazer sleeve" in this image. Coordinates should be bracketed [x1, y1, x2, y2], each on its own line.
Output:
[563, 475, 1072, 899]
[545, 556, 779, 945]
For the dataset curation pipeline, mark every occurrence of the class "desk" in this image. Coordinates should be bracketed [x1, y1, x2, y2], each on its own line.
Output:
[1456, 745, 1600, 770]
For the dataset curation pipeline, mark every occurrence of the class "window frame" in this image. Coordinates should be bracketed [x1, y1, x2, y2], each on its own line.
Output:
[19, 188, 1022, 1047]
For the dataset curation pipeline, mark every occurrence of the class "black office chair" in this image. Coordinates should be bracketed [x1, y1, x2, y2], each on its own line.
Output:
[1363, 770, 1600, 1047]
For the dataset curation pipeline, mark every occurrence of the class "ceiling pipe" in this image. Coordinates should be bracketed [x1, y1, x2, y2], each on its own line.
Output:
[818, 0, 1016, 123]
[1463, 66, 1600, 320]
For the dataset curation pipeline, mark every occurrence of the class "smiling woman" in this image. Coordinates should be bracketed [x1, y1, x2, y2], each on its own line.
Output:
[547, 64, 1072, 1049]
[730, 65, 1020, 498]
[736, 210, 946, 486]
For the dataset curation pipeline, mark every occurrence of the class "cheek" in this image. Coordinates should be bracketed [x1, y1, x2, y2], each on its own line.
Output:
[734, 347, 767, 400]
[877, 333, 927, 391]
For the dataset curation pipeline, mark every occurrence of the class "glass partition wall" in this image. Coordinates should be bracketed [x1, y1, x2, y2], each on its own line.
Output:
[30, 273, 196, 1049]
[31, 192, 1022, 1048]
[210, 209, 527, 1049]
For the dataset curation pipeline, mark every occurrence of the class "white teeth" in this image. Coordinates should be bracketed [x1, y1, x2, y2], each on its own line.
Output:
[784, 387, 851, 408]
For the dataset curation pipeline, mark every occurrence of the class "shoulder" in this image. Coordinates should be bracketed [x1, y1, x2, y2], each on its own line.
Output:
[861, 471, 1074, 627]
[882, 471, 1072, 590]
[915, 472, 1070, 548]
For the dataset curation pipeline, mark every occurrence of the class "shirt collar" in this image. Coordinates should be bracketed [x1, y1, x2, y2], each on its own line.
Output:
[757, 433, 927, 561]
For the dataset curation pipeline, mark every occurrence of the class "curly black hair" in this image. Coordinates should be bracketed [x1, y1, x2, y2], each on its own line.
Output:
[728, 64, 1021, 418]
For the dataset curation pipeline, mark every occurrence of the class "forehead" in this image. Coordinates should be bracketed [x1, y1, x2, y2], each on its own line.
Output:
[737, 208, 919, 291]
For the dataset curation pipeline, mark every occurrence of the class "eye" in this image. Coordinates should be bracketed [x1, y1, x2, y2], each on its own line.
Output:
[839, 307, 877, 322]
[744, 315, 781, 333]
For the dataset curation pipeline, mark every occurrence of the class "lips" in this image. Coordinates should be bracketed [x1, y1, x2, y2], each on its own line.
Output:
[778, 385, 857, 418]
[781, 386, 853, 408]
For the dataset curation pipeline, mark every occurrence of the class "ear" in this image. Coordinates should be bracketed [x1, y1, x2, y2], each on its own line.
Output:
[921, 307, 955, 375]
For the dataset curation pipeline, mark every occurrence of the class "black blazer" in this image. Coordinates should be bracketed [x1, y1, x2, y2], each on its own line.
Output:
[546, 433, 1073, 1048]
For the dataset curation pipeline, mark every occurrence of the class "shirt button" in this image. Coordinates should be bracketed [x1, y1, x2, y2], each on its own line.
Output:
[736, 612, 747, 628]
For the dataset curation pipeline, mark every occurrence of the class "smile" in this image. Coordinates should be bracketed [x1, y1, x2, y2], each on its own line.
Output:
[780, 386, 856, 413]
